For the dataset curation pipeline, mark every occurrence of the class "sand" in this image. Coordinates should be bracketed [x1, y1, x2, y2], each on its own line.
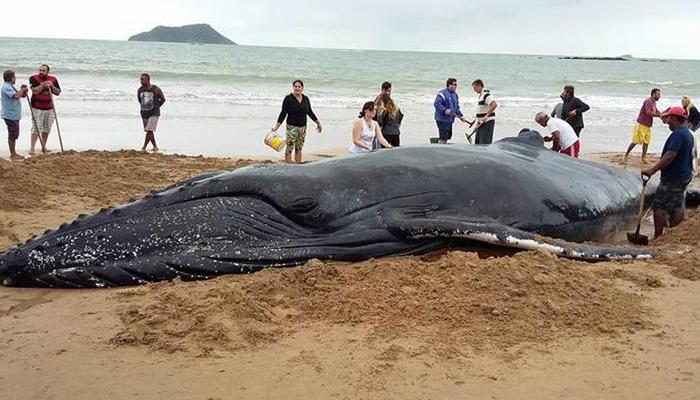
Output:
[0, 150, 698, 399]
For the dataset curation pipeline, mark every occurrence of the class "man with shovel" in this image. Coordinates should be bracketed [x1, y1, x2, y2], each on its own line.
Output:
[642, 107, 694, 239]
[28, 64, 61, 155]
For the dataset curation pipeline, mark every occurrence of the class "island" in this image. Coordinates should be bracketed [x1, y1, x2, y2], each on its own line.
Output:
[128, 24, 236, 45]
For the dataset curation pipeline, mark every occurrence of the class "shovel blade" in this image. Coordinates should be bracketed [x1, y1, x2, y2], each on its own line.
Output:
[626, 232, 649, 246]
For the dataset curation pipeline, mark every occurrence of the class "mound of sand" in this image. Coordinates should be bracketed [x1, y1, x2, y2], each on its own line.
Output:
[112, 251, 658, 357]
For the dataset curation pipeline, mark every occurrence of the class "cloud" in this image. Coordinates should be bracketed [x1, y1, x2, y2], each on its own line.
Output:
[0, 0, 697, 59]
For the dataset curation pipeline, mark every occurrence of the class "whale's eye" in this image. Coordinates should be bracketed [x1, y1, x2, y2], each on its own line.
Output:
[289, 197, 317, 214]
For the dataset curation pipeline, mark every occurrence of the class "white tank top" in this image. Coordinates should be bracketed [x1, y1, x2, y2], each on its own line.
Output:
[348, 119, 377, 153]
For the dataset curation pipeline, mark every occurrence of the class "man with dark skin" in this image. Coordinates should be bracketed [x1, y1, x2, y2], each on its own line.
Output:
[1, 70, 29, 159]
[642, 107, 694, 238]
[137, 73, 166, 152]
[625, 88, 662, 163]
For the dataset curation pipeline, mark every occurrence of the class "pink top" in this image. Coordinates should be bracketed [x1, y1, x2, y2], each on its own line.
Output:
[636, 97, 657, 127]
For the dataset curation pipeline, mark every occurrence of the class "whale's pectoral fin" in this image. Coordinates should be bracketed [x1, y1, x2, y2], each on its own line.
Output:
[380, 210, 652, 261]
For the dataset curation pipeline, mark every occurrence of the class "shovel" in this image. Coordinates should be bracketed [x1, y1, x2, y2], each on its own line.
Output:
[627, 173, 651, 245]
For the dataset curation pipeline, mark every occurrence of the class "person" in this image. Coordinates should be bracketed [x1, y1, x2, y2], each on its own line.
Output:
[28, 64, 61, 155]
[271, 80, 323, 163]
[374, 81, 391, 104]
[1, 70, 29, 160]
[375, 93, 403, 147]
[471, 79, 498, 144]
[434, 78, 466, 144]
[642, 107, 694, 238]
[624, 88, 661, 163]
[348, 101, 392, 153]
[560, 85, 590, 137]
[551, 94, 565, 119]
[137, 73, 166, 152]
[682, 96, 699, 132]
[535, 112, 580, 158]
[681, 97, 700, 176]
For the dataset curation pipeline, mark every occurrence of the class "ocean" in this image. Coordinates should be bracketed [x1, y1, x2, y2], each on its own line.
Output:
[1, 37, 698, 158]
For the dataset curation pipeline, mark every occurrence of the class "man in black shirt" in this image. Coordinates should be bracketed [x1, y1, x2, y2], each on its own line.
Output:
[560, 85, 590, 137]
[137, 73, 166, 152]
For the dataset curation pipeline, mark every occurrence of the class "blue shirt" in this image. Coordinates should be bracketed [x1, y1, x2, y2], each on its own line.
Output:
[660, 126, 694, 184]
[434, 88, 462, 123]
[1, 82, 21, 121]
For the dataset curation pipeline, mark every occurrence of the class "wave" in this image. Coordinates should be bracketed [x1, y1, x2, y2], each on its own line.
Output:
[575, 79, 698, 87]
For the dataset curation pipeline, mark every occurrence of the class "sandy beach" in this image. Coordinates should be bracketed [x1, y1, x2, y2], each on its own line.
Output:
[0, 149, 698, 399]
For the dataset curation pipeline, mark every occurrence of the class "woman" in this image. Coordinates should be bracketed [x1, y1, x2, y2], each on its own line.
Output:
[349, 101, 392, 153]
[375, 93, 403, 147]
[682, 96, 700, 132]
[683, 96, 700, 176]
[271, 80, 323, 163]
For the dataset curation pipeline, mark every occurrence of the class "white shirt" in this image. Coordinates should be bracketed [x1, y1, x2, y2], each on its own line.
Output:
[546, 117, 578, 150]
[348, 119, 378, 153]
[475, 89, 496, 122]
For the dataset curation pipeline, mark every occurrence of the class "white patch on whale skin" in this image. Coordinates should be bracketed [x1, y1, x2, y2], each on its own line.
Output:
[412, 230, 652, 261]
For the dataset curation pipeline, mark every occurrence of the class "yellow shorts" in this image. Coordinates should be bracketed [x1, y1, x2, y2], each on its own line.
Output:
[631, 123, 651, 145]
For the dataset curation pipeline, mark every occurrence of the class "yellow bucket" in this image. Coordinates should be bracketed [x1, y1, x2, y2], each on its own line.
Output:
[264, 131, 286, 152]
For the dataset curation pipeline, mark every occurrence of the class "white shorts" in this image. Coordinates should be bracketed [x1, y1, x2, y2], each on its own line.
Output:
[142, 116, 159, 132]
[30, 108, 55, 134]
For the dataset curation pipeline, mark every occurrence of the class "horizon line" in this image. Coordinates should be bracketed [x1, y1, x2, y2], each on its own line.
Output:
[0, 35, 697, 62]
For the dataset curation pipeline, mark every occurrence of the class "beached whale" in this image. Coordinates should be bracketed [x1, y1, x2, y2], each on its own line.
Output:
[0, 139, 655, 288]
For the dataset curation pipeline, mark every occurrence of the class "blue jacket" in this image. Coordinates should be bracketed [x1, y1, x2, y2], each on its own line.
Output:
[434, 88, 462, 123]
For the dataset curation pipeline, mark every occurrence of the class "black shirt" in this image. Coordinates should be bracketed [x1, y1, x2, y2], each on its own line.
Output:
[137, 85, 165, 118]
[688, 105, 700, 128]
[561, 96, 590, 129]
[277, 94, 318, 127]
[377, 109, 404, 136]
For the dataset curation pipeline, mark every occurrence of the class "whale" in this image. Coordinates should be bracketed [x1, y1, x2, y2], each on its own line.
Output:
[0, 139, 656, 288]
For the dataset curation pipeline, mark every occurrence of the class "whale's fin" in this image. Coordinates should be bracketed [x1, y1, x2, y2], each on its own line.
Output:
[380, 210, 652, 261]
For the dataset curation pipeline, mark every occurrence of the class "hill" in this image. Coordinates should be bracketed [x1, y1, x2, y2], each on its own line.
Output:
[128, 24, 236, 45]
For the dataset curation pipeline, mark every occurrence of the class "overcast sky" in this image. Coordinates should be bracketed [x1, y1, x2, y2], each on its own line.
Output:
[2, 0, 698, 59]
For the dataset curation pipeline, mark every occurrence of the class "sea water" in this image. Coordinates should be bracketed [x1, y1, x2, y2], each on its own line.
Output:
[1, 37, 698, 157]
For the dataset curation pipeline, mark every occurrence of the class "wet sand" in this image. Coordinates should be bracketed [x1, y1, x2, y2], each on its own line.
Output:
[0, 150, 698, 399]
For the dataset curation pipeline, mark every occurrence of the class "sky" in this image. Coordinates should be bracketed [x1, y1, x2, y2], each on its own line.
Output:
[1, 0, 698, 59]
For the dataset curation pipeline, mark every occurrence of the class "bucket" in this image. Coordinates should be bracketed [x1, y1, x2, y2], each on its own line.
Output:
[429, 137, 439, 144]
[264, 131, 286, 152]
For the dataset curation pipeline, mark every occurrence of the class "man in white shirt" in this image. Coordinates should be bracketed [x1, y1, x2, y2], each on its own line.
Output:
[535, 112, 580, 158]
[471, 79, 498, 144]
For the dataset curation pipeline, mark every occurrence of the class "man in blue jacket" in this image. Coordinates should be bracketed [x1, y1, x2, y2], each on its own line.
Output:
[434, 78, 466, 144]
[643, 106, 694, 238]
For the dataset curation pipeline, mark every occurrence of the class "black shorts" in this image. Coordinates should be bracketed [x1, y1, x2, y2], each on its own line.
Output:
[652, 179, 691, 214]
[436, 121, 453, 141]
[4, 119, 19, 140]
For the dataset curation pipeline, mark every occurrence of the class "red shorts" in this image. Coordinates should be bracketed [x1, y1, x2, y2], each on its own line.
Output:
[560, 140, 580, 158]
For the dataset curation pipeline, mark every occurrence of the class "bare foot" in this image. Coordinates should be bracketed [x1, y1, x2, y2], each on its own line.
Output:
[141, 146, 147, 152]
[10, 154, 24, 160]
[151, 147, 159, 153]
[622, 156, 628, 164]
[28, 150, 36, 156]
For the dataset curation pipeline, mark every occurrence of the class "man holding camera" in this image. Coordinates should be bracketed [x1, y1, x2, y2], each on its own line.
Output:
[1, 70, 29, 160]
[29, 64, 61, 155]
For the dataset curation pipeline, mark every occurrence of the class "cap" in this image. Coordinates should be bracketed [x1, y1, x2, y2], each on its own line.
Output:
[661, 106, 688, 119]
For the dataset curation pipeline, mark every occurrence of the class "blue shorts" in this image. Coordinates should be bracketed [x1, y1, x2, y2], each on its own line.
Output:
[436, 121, 453, 141]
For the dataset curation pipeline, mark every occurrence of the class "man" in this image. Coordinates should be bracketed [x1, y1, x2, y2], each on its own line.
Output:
[535, 112, 580, 158]
[374, 81, 391, 104]
[434, 78, 466, 144]
[29, 64, 61, 155]
[471, 79, 498, 144]
[642, 107, 694, 238]
[1, 70, 29, 160]
[551, 94, 565, 119]
[625, 88, 661, 163]
[560, 85, 590, 137]
[137, 73, 166, 152]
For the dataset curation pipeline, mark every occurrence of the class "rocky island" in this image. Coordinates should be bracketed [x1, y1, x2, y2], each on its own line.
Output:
[128, 24, 236, 45]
